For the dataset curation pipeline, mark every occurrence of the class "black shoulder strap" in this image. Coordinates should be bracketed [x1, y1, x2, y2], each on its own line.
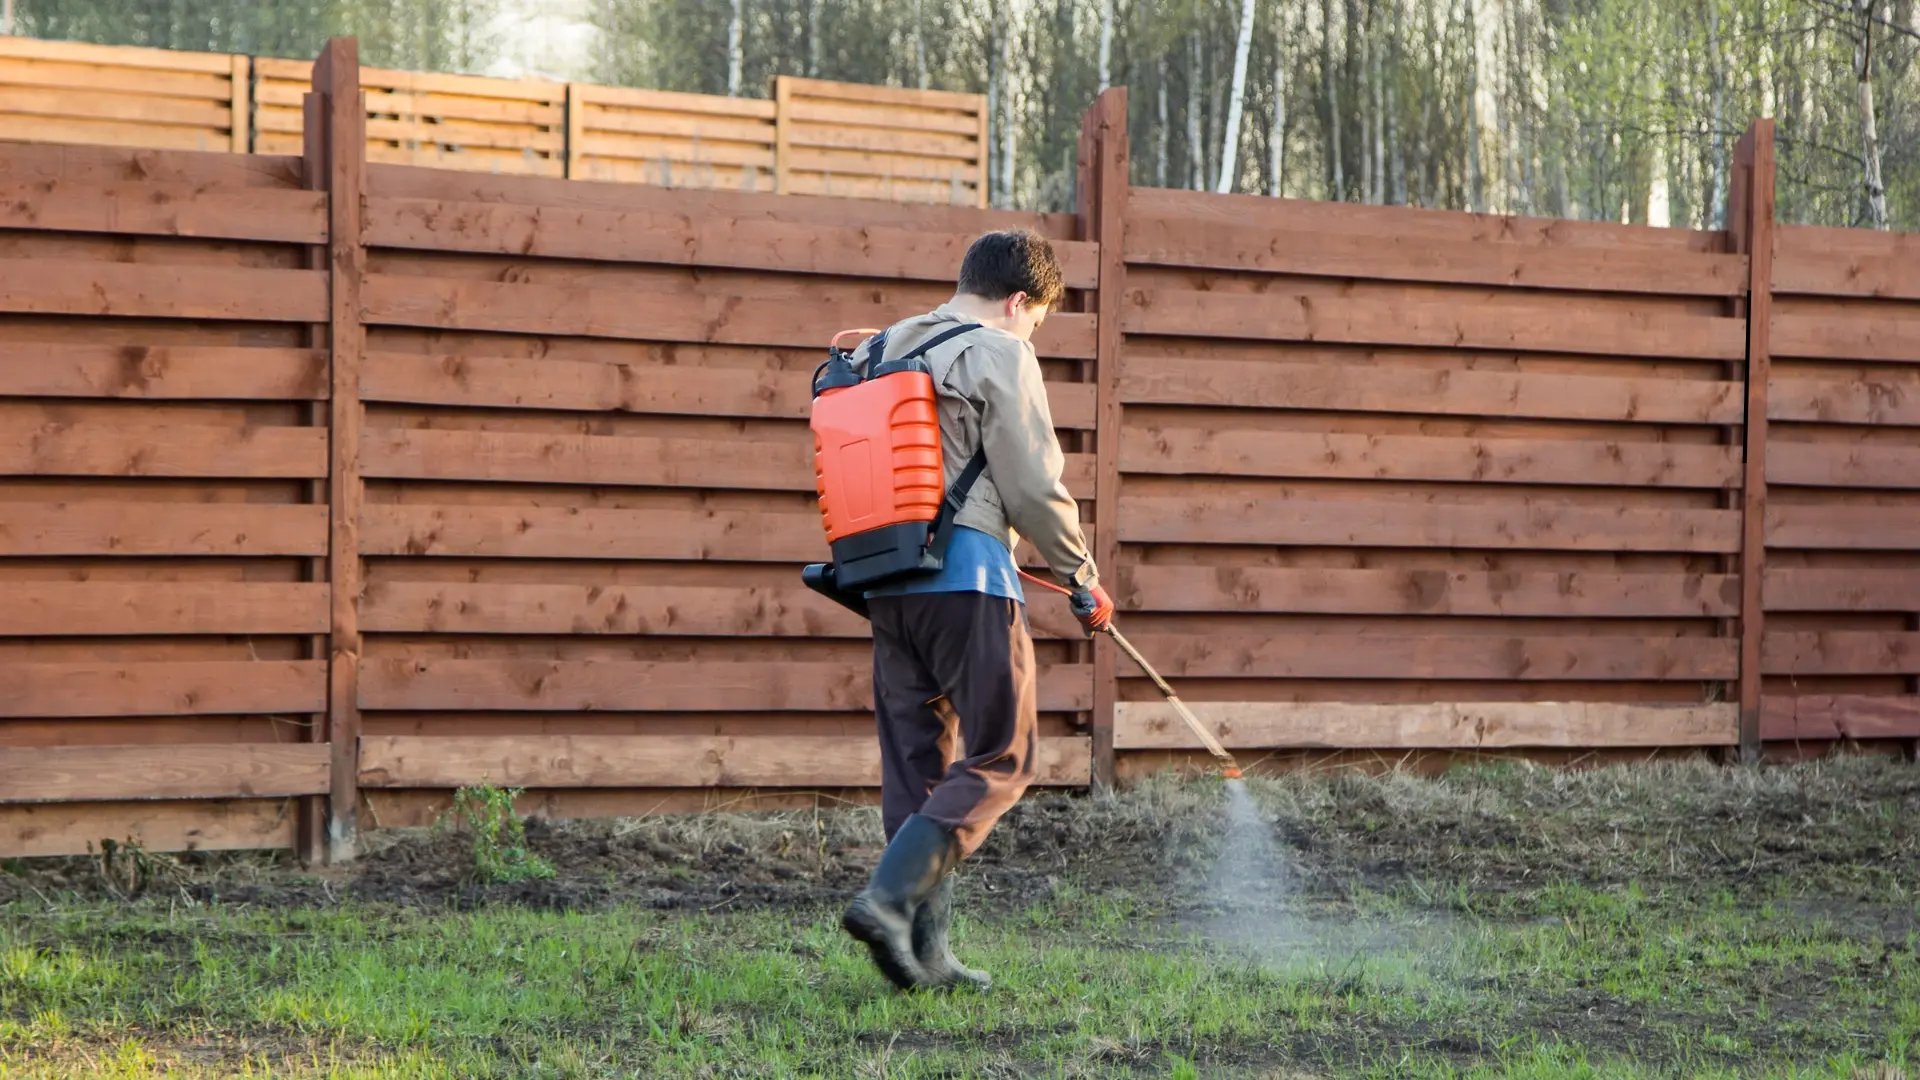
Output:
[898, 321, 982, 363]
[927, 449, 988, 562]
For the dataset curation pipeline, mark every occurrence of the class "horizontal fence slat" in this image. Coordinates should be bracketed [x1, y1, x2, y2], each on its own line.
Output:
[0, 259, 328, 322]
[1127, 187, 1719, 252]
[1772, 250, 1920, 300]
[1114, 700, 1736, 749]
[1764, 569, 1920, 612]
[1772, 311, 1920, 363]
[0, 744, 330, 803]
[1120, 495, 1742, 553]
[1767, 504, 1920, 550]
[570, 82, 777, 118]
[1120, 565, 1739, 617]
[0, 582, 329, 636]
[1762, 631, 1920, 676]
[1115, 633, 1736, 680]
[360, 659, 1093, 712]
[1123, 287, 1746, 360]
[359, 582, 1084, 640]
[0, 660, 328, 718]
[1768, 442, 1920, 490]
[0, 180, 325, 243]
[1769, 376, 1920, 426]
[1760, 694, 1920, 740]
[781, 75, 983, 113]
[0, 799, 295, 858]
[0, 345, 326, 400]
[0, 502, 329, 556]
[358, 734, 1087, 788]
[359, 350, 1096, 429]
[361, 504, 825, 561]
[359, 427, 1094, 498]
[1122, 427, 1742, 489]
[1119, 357, 1745, 425]
[1124, 215, 1747, 295]
[0, 35, 239, 74]
[362, 197, 1098, 288]
[2, 420, 327, 479]
[359, 274, 1097, 359]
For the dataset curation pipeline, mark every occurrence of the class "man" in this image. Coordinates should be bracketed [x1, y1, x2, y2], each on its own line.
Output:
[838, 229, 1115, 992]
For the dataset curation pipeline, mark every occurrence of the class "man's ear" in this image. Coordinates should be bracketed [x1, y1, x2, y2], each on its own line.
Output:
[1004, 290, 1030, 317]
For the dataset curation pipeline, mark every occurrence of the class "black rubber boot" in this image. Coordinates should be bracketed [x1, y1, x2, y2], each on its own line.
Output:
[913, 876, 991, 991]
[842, 814, 960, 990]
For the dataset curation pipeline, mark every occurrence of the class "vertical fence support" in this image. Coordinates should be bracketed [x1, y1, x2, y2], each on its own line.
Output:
[229, 54, 251, 154]
[564, 82, 585, 180]
[1731, 119, 1776, 764]
[1076, 88, 1128, 790]
[310, 38, 367, 860]
[773, 76, 793, 195]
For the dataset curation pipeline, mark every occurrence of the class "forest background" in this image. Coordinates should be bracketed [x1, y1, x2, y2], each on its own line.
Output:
[9, 0, 1916, 228]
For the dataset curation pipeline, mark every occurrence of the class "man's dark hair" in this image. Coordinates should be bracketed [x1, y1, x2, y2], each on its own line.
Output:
[956, 229, 1066, 310]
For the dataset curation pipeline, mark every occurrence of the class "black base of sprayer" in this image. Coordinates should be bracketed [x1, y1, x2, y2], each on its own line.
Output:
[802, 563, 870, 621]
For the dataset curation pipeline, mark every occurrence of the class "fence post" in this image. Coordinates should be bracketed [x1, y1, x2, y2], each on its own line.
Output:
[1730, 119, 1775, 764]
[773, 76, 792, 195]
[229, 54, 251, 154]
[564, 82, 584, 180]
[307, 38, 367, 860]
[1075, 88, 1128, 790]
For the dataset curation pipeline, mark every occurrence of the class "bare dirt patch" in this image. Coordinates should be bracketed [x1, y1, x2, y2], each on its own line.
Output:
[5, 757, 1916, 919]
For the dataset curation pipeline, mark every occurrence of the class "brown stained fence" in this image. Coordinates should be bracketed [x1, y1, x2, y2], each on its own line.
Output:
[0, 60, 1912, 862]
[1107, 131, 1757, 775]
[1762, 152, 1920, 746]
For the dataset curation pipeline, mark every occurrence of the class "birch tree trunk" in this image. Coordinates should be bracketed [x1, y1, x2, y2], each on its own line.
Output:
[1218, 0, 1258, 192]
[1000, 23, 1017, 207]
[987, 24, 1003, 205]
[1353, 0, 1371, 202]
[1372, 1, 1386, 203]
[1323, 0, 1344, 199]
[1854, 0, 1890, 229]
[1269, 2, 1288, 197]
[1464, 0, 1485, 213]
[1709, 0, 1726, 226]
[1188, 34, 1205, 190]
[1389, 9, 1405, 204]
[913, 0, 929, 89]
[806, 0, 820, 76]
[726, 0, 744, 96]
[1098, 0, 1113, 92]
[1157, 75, 1170, 187]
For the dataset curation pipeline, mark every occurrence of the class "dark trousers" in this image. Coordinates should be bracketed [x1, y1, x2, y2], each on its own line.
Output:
[869, 591, 1039, 858]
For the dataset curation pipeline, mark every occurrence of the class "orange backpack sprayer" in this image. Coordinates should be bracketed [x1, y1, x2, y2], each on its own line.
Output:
[800, 324, 987, 606]
[799, 325, 1243, 781]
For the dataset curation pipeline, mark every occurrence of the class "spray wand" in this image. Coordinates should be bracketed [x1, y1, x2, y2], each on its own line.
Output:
[1017, 570, 1243, 780]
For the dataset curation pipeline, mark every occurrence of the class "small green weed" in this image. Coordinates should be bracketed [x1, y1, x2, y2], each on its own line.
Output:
[440, 785, 555, 884]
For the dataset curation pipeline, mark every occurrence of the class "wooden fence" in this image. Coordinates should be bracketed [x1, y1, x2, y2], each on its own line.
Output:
[0, 45, 1913, 861]
[0, 34, 987, 205]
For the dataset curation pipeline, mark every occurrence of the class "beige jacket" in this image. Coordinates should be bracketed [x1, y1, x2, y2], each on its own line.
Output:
[853, 303, 1098, 590]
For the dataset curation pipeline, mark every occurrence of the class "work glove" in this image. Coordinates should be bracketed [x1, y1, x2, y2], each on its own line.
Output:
[1069, 585, 1115, 635]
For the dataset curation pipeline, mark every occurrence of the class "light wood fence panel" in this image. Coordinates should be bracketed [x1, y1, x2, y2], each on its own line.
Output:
[0, 36, 249, 153]
[774, 76, 987, 206]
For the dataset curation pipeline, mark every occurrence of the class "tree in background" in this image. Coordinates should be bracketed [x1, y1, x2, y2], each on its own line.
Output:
[14, 0, 1919, 228]
[15, 0, 500, 71]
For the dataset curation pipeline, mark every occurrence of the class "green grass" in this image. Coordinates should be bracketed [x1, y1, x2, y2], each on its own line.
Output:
[2, 883, 1914, 1078]
[2, 761, 1916, 1077]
